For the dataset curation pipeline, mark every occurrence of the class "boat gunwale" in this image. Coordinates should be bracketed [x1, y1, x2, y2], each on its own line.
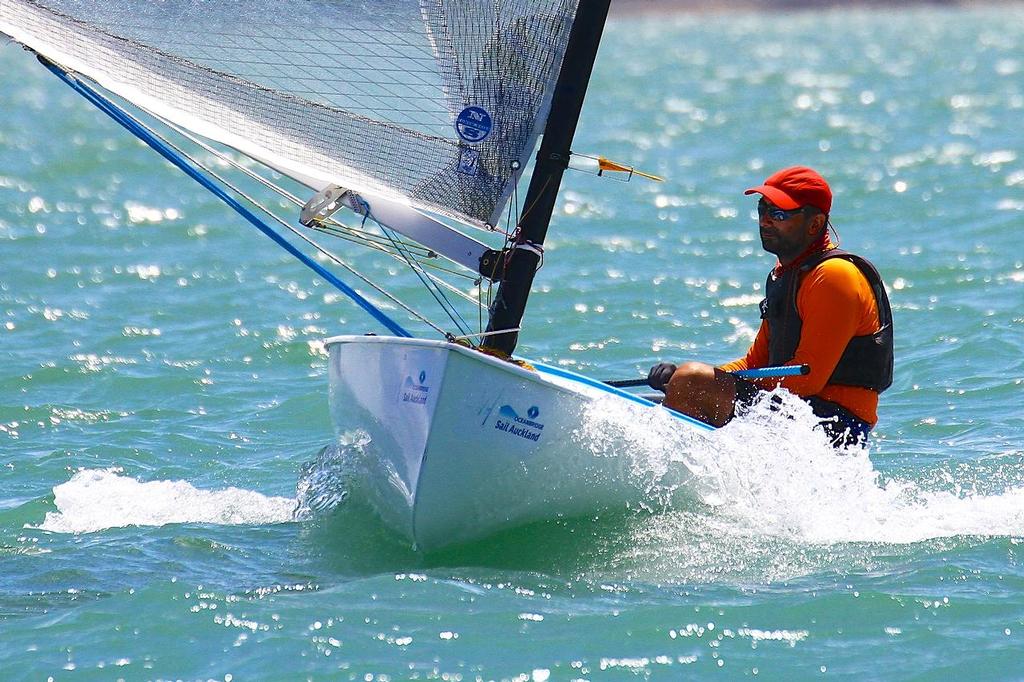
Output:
[324, 334, 713, 431]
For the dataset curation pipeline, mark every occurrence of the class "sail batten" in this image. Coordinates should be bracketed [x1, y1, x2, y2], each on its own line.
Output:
[1, 0, 580, 228]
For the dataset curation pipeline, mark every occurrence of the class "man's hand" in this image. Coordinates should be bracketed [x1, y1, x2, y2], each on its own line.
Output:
[647, 362, 677, 391]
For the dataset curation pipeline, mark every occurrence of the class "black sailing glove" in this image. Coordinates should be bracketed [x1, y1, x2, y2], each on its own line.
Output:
[646, 362, 677, 391]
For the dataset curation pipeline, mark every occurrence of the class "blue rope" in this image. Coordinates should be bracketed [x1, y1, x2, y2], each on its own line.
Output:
[41, 58, 412, 339]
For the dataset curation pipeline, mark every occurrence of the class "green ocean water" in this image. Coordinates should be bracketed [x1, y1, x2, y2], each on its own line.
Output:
[4, 5, 1024, 680]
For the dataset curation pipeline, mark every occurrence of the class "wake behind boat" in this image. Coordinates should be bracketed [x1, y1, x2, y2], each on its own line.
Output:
[2, 0, 724, 549]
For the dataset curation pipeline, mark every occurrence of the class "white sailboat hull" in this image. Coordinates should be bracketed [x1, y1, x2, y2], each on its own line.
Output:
[325, 334, 711, 550]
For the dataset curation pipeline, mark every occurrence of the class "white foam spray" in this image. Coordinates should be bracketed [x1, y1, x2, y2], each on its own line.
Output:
[39, 469, 297, 534]
[578, 390, 1024, 546]
[292, 430, 372, 519]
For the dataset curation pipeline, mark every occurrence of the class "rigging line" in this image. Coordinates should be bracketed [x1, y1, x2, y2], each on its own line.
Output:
[148, 135, 453, 337]
[136, 104, 475, 313]
[310, 216, 475, 276]
[241, 198, 451, 336]
[391, 239, 470, 336]
[156, 115, 491, 282]
[145, 111, 443, 261]
[513, 174, 554, 236]
[416, 268, 480, 306]
[358, 203, 471, 334]
[113, 105, 452, 334]
[136, 101, 483, 327]
[307, 223, 430, 259]
[336, 201, 464, 318]
[376, 219, 473, 337]
[483, 164, 522, 323]
[451, 327, 521, 342]
[495, 174, 551, 278]
[294, 217, 470, 281]
[311, 223, 479, 283]
[153, 126, 420, 258]
[40, 59, 417, 338]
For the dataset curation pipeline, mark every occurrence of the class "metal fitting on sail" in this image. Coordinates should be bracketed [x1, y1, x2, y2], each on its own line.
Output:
[300, 185, 369, 227]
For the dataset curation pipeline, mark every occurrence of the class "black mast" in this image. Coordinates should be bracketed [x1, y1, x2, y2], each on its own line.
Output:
[481, 0, 612, 356]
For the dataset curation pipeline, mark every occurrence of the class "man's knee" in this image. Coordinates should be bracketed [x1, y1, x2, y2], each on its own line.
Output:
[667, 361, 717, 391]
[663, 362, 739, 427]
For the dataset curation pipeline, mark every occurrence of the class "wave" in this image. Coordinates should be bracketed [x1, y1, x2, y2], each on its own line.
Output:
[38, 469, 296, 534]
[580, 389, 1024, 546]
[38, 391, 1024, 578]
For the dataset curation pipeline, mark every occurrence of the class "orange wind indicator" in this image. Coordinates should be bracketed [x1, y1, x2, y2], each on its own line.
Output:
[567, 152, 664, 182]
[596, 156, 663, 182]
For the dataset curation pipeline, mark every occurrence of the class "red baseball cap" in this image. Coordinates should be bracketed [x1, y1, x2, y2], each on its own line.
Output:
[744, 166, 832, 214]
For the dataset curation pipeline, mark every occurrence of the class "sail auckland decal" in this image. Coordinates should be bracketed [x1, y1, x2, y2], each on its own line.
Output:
[494, 404, 544, 442]
[400, 370, 430, 405]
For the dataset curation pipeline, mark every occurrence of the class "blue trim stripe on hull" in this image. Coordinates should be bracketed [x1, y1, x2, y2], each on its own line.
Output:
[532, 362, 714, 431]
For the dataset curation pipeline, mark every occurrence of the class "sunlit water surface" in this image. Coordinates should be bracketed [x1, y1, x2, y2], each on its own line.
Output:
[3, 6, 1024, 679]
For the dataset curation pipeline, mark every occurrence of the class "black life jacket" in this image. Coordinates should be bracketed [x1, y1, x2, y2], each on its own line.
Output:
[759, 248, 894, 392]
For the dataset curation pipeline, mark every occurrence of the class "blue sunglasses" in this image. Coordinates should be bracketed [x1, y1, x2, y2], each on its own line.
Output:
[757, 200, 805, 221]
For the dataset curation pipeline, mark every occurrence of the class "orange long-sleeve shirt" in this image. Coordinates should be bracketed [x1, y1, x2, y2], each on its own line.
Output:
[719, 257, 883, 425]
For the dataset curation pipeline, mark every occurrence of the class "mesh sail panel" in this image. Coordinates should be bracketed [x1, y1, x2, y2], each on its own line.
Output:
[0, 0, 580, 227]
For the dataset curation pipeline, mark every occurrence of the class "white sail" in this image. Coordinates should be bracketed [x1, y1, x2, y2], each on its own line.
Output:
[0, 0, 580, 229]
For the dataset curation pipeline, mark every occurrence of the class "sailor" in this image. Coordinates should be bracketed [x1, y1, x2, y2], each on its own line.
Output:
[647, 166, 893, 446]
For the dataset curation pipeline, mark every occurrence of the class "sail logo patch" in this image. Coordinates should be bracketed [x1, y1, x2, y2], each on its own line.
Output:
[455, 106, 493, 143]
[457, 147, 480, 176]
[494, 404, 544, 442]
[399, 372, 430, 405]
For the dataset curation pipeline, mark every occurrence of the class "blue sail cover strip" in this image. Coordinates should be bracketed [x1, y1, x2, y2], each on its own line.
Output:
[42, 59, 413, 339]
